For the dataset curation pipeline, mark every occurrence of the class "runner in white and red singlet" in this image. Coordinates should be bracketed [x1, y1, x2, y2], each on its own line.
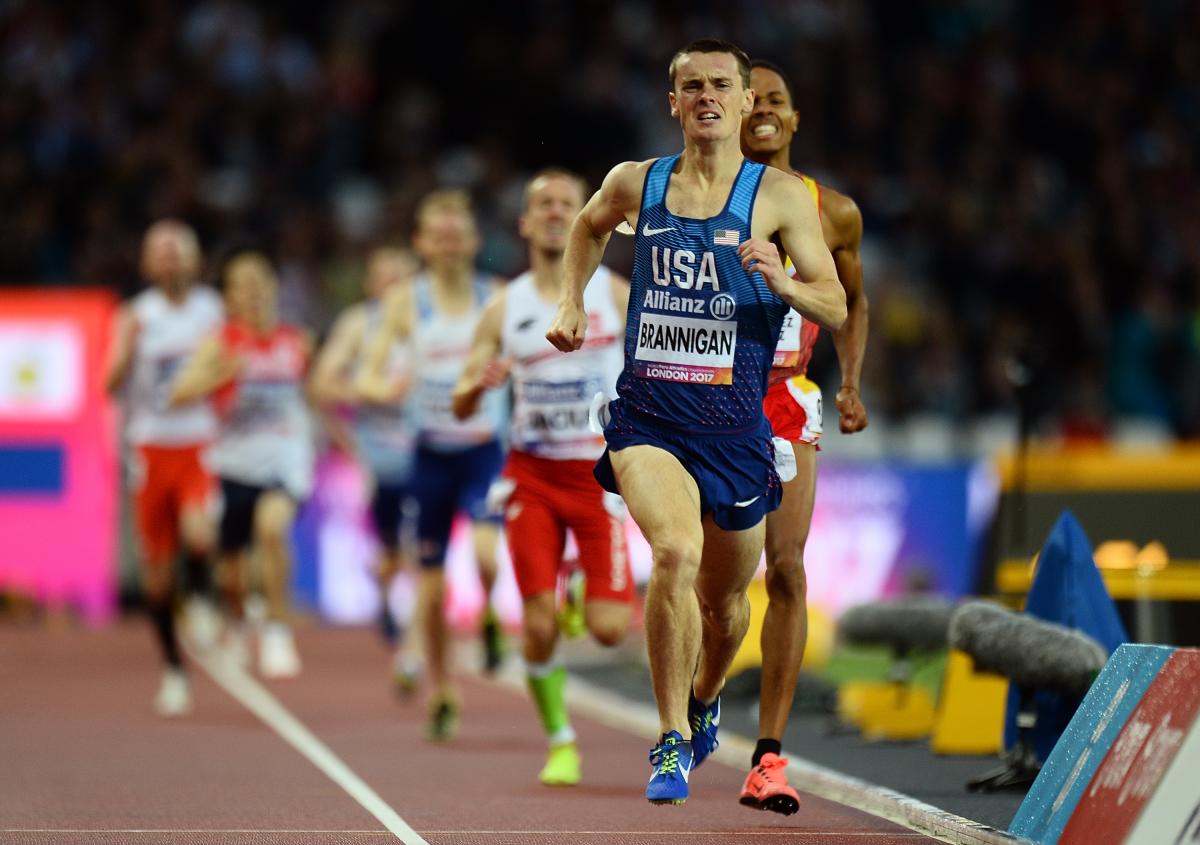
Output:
[170, 246, 315, 680]
[452, 169, 633, 787]
[738, 58, 870, 814]
[105, 219, 223, 718]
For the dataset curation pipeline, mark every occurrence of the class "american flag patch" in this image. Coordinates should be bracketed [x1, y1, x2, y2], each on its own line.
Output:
[713, 229, 739, 246]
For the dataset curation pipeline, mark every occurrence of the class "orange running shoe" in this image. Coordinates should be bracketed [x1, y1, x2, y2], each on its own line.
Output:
[739, 753, 800, 815]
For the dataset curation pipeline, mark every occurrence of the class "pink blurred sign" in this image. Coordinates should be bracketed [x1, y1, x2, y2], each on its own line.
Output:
[0, 290, 119, 622]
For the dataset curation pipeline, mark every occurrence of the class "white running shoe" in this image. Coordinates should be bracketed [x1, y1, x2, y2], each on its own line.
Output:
[184, 597, 222, 653]
[259, 622, 301, 679]
[222, 624, 252, 670]
[153, 668, 192, 717]
[392, 651, 421, 698]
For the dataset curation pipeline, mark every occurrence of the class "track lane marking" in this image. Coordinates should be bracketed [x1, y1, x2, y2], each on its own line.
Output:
[0, 831, 392, 835]
[193, 651, 428, 845]
[0, 831, 930, 838]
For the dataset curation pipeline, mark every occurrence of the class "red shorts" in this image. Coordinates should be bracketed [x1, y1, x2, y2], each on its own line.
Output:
[131, 444, 215, 563]
[501, 450, 633, 603]
[763, 375, 823, 446]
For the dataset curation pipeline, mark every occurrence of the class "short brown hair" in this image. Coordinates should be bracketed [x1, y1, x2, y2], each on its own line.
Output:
[668, 39, 751, 90]
[414, 189, 475, 231]
[523, 167, 588, 210]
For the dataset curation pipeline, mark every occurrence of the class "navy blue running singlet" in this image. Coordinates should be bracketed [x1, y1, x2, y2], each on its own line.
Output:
[616, 154, 788, 432]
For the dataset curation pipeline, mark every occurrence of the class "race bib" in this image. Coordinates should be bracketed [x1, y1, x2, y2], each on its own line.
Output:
[485, 477, 516, 516]
[588, 391, 612, 434]
[416, 378, 458, 428]
[772, 436, 797, 482]
[228, 381, 293, 429]
[773, 309, 803, 368]
[152, 355, 185, 411]
[516, 380, 594, 439]
[634, 312, 737, 385]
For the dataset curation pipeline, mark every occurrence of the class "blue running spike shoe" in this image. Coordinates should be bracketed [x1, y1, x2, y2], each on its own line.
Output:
[646, 730, 693, 805]
[688, 692, 721, 768]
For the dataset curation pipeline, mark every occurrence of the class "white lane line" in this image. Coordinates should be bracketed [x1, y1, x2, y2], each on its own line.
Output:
[0, 832, 931, 838]
[424, 832, 929, 838]
[193, 652, 428, 845]
[0, 831, 392, 835]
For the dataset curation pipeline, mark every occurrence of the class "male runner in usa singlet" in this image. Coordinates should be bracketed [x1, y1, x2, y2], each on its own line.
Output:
[736, 58, 870, 815]
[546, 39, 846, 805]
[453, 168, 633, 787]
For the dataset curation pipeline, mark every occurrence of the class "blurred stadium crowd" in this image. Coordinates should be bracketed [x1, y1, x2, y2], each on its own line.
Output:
[3, 0, 1198, 439]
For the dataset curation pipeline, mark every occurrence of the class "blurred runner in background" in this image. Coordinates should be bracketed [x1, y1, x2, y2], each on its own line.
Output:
[359, 191, 508, 740]
[105, 219, 223, 717]
[453, 169, 633, 786]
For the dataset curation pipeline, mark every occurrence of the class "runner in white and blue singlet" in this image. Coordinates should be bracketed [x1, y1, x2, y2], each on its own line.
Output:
[546, 39, 846, 806]
[309, 247, 421, 687]
[357, 189, 508, 742]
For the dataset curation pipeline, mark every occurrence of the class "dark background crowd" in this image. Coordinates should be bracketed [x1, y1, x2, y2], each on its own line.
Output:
[3, 0, 1198, 439]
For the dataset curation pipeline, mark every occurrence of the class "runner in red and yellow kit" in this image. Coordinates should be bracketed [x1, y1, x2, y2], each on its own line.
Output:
[739, 59, 871, 814]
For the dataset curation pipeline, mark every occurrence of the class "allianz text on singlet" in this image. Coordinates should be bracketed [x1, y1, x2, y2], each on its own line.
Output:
[619, 154, 787, 431]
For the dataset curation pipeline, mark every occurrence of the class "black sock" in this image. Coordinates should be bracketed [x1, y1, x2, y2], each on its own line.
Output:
[148, 600, 182, 668]
[184, 553, 213, 598]
[379, 600, 398, 646]
[752, 738, 782, 766]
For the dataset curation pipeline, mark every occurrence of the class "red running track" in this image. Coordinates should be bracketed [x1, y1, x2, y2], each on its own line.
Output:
[0, 621, 942, 845]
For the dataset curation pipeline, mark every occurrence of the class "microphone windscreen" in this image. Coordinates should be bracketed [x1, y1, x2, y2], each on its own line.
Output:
[948, 601, 1108, 697]
[838, 597, 959, 653]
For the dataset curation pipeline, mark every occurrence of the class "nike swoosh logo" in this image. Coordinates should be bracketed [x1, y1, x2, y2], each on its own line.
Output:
[642, 224, 675, 236]
[733, 496, 761, 508]
[680, 759, 692, 782]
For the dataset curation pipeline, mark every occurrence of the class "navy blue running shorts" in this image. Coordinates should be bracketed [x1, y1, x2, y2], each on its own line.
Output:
[410, 439, 504, 568]
[217, 477, 294, 554]
[369, 477, 412, 554]
[593, 400, 782, 532]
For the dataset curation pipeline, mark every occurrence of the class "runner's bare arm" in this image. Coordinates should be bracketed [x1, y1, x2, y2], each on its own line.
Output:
[823, 188, 870, 433]
[103, 306, 138, 395]
[298, 329, 317, 399]
[311, 306, 367, 408]
[548, 161, 646, 352]
[742, 171, 846, 331]
[168, 334, 237, 406]
[451, 290, 508, 421]
[301, 328, 357, 453]
[356, 284, 414, 405]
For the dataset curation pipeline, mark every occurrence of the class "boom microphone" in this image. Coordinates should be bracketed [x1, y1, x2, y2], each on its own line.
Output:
[838, 598, 959, 654]
[948, 601, 1107, 698]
